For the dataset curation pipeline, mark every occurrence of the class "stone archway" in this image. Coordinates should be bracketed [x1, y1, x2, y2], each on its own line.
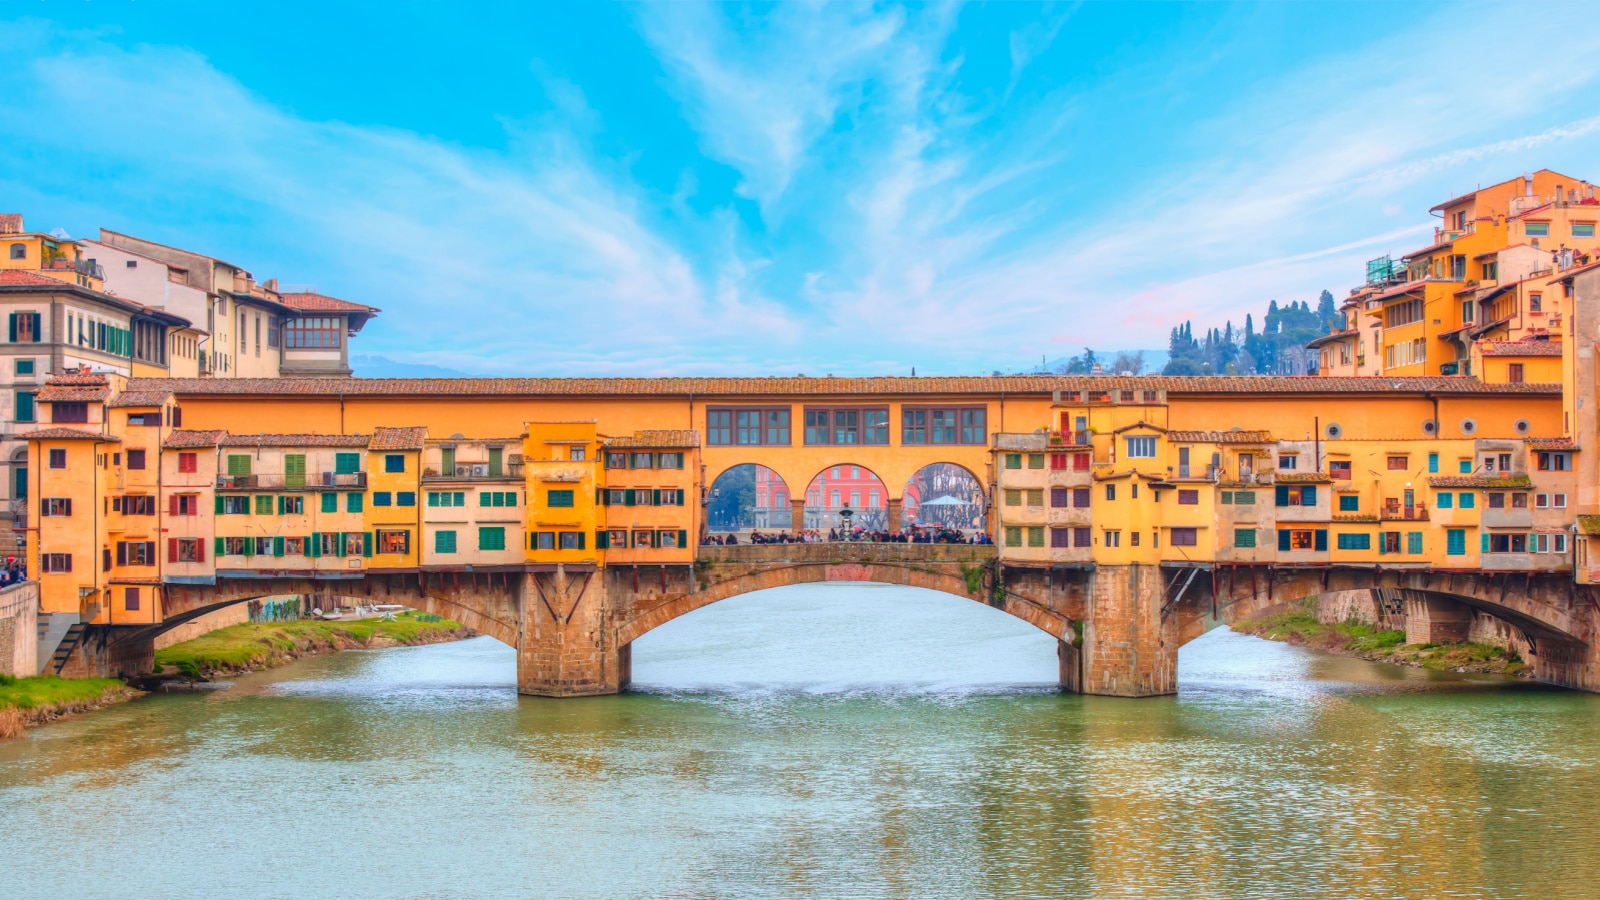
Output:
[903, 462, 986, 533]
[706, 463, 790, 533]
[802, 463, 889, 532]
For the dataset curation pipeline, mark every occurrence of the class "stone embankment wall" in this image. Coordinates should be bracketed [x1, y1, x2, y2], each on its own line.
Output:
[153, 603, 249, 650]
[1314, 590, 1383, 627]
[0, 582, 38, 677]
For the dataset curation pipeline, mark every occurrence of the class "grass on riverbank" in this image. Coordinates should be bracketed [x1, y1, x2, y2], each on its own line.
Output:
[154, 611, 469, 677]
[1234, 602, 1526, 676]
[0, 675, 134, 739]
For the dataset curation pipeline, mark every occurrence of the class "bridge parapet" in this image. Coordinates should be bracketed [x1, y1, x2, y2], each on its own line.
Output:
[697, 542, 997, 566]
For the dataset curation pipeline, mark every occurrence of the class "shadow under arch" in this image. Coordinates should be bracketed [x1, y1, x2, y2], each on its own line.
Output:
[802, 462, 889, 531]
[903, 462, 987, 532]
[706, 463, 790, 532]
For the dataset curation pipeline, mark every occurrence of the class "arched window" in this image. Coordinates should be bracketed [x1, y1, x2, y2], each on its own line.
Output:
[8, 243, 24, 260]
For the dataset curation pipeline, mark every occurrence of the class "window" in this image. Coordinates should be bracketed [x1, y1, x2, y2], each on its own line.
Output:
[1027, 527, 1045, 548]
[116, 541, 155, 566]
[9, 312, 41, 343]
[657, 452, 684, 469]
[49, 448, 66, 468]
[1026, 489, 1044, 507]
[428, 491, 467, 507]
[1459, 460, 1472, 474]
[1004, 490, 1021, 507]
[284, 316, 343, 348]
[1027, 454, 1044, 469]
[1574, 223, 1596, 238]
[1104, 530, 1120, 548]
[1538, 452, 1571, 471]
[1330, 460, 1351, 480]
[1338, 495, 1359, 512]
[1050, 487, 1069, 508]
[1170, 527, 1197, 547]
[7, 243, 23, 260]
[1554, 493, 1568, 508]
[347, 492, 363, 513]
[219, 495, 250, 515]
[1337, 533, 1370, 550]
[1125, 436, 1157, 458]
[1177, 490, 1198, 506]
[902, 407, 985, 445]
[1005, 526, 1022, 547]
[1386, 456, 1408, 471]
[384, 454, 405, 473]
[559, 532, 584, 550]
[1459, 492, 1475, 509]
[123, 495, 155, 516]
[373, 492, 392, 507]
[1276, 485, 1316, 507]
[630, 452, 654, 469]
[42, 498, 71, 516]
[320, 533, 342, 556]
[1556, 533, 1569, 553]
[41, 553, 71, 573]
[1407, 531, 1424, 554]
[1229, 490, 1255, 506]
[13, 390, 34, 424]
[804, 408, 890, 445]
[706, 410, 732, 446]
[1105, 484, 1116, 501]
[335, 452, 360, 475]
[1487, 493, 1505, 509]
[1385, 298, 1424, 328]
[479, 490, 518, 507]
[435, 530, 457, 554]
[171, 494, 199, 516]
[1050, 527, 1070, 548]
[548, 489, 575, 508]
[171, 537, 204, 562]
[1525, 221, 1550, 237]
[397, 491, 416, 507]
[1072, 487, 1090, 507]
[1281, 529, 1317, 550]
[1234, 528, 1257, 548]
[1278, 455, 1297, 470]
[1050, 453, 1068, 471]
[253, 495, 274, 515]
[321, 492, 337, 513]
[1073, 527, 1091, 547]
[377, 530, 410, 554]
[1436, 493, 1452, 509]
[52, 402, 87, 423]
[1508, 363, 1524, 383]
[605, 452, 629, 469]
[1005, 454, 1021, 469]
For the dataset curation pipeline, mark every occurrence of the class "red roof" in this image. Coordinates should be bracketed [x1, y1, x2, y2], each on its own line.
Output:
[1480, 341, 1562, 357]
[280, 292, 380, 315]
[20, 427, 119, 442]
[0, 270, 68, 286]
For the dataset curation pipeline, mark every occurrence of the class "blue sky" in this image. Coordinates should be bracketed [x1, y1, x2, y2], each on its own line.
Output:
[4, 2, 1600, 376]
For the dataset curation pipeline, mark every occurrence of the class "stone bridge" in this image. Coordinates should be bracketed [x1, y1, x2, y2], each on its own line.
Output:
[69, 549, 1600, 696]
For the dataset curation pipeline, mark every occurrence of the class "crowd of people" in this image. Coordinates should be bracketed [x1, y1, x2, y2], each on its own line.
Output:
[703, 527, 993, 546]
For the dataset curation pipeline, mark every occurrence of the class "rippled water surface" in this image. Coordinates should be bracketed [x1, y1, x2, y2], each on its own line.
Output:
[4, 583, 1600, 899]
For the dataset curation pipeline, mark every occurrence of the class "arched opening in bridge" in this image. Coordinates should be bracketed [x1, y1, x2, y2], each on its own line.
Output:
[707, 464, 790, 533]
[903, 463, 985, 534]
[629, 582, 1061, 690]
[803, 464, 888, 532]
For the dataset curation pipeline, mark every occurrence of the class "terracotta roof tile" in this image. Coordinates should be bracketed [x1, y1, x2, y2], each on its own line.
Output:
[109, 389, 173, 409]
[1579, 515, 1600, 536]
[36, 385, 112, 403]
[219, 433, 371, 448]
[0, 270, 69, 286]
[20, 426, 118, 442]
[163, 429, 227, 449]
[1480, 340, 1562, 357]
[1525, 438, 1578, 450]
[279, 292, 380, 314]
[369, 426, 428, 450]
[50, 373, 110, 385]
[1167, 430, 1274, 444]
[1277, 473, 1332, 484]
[603, 429, 700, 449]
[122, 375, 1562, 399]
[1427, 474, 1533, 489]
[1332, 513, 1380, 523]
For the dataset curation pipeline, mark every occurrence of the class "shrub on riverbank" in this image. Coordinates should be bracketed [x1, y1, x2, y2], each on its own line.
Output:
[1234, 602, 1525, 676]
[0, 675, 135, 739]
[153, 611, 471, 677]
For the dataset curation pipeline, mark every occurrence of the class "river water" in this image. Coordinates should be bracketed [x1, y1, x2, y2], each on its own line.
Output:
[4, 583, 1600, 899]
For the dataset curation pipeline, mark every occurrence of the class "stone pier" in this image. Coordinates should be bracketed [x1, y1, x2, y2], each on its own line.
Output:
[517, 565, 630, 697]
[1081, 564, 1176, 697]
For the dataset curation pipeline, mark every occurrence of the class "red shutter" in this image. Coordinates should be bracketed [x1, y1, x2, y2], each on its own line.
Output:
[168, 538, 178, 563]
[1073, 454, 1089, 471]
[116, 543, 126, 566]
[170, 494, 179, 516]
[196, 539, 205, 562]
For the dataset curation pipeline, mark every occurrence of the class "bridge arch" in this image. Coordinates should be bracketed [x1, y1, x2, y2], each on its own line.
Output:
[707, 463, 790, 532]
[802, 463, 889, 531]
[613, 545, 1071, 647]
[903, 462, 987, 532]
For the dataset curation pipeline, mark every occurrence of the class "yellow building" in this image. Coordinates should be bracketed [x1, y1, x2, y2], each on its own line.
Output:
[420, 435, 527, 568]
[598, 431, 699, 564]
[524, 423, 601, 565]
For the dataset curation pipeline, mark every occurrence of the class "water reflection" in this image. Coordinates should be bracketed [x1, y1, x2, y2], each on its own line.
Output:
[1, 584, 1598, 899]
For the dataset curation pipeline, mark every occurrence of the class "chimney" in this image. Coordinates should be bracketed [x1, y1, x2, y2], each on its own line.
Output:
[263, 278, 278, 292]
[0, 214, 21, 234]
[1525, 174, 1534, 196]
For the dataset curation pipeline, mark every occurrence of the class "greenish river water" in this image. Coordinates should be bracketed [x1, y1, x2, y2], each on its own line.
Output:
[4, 583, 1600, 899]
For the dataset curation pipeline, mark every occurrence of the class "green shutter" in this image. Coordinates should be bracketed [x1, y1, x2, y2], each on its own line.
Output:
[322, 492, 336, 513]
[347, 492, 363, 513]
[1302, 486, 1316, 506]
[227, 454, 251, 475]
[678, 529, 687, 548]
[488, 447, 503, 477]
[480, 491, 490, 507]
[285, 454, 306, 488]
[653, 489, 662, 506]
[7, 313, 15, 342]
[428, 491, 439, 507]
[624, 489, 635, 506]
[1277, 529, 1290, 551]
[215, 495, 224, 515]
[274, 536, 285, 557]
[363, 532, 373, 557]
[577, 532, 585, 550]
[454, 492, 464, 507]
[1314, 529, 1327, 552]
[1275, 486, 1290, 507]
[1482, 533, 1490, 553]
[242, 537, 253, 557]
[1408, 532, 1423, 554]
[596, 531, 609, 549]
[214, 536, 224, 557]
[335, 452, 359, 474]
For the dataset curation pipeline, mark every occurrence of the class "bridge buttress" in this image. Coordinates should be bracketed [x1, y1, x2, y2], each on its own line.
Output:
[517, 566, 630, 697]
[1081, 563, 1177, 697]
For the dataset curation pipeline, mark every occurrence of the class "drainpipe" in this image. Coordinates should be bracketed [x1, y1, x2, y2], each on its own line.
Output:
[1314, 416, 1320, 475]
[1425, 390, 1440, 438]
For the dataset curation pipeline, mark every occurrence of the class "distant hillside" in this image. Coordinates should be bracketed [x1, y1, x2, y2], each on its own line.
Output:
[1039, 349, 1168, 375]
[349, 355, 472, 379]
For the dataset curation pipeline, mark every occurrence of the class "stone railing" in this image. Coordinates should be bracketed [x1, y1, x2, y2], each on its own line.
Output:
[699, 542, 997, 565]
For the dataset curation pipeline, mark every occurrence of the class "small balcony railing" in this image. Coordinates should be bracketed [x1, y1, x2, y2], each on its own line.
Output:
[1381, 501, 1429, 521]
[42, 258, 105, 279]
[422, 463, 524, 480]
[216, 472, 367, 491]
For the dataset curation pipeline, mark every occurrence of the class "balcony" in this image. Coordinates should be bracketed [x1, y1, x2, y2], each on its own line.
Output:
[216, 472, 367, 491]
[42, 257, 105, 280]
[1381, 500, 1429, 521]
[423, 462, 524, 481]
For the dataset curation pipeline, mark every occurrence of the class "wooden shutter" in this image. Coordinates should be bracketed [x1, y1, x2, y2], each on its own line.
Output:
[678, 530, 687, 548]
[1275, 486, 1290, 507]
[170, 495, 179, 516]
[116, 543, 126, 566]
[1314, 529, 1327, 552]
[275, 536, 285, 557]
[363, 532, 372, 557]
[596, 531, 609, 549]
[1302, 486, 1317, 506]
[653, 489, 662, 506]
[624, 489, 635, 506]
[214, 537, 224, 557]
[1277, 529, 1290, 551]
[168, 538, 178, 563]
[215, 495, 224, 515]
[7, 313, 14, 342]
[194, 539, 204, 562]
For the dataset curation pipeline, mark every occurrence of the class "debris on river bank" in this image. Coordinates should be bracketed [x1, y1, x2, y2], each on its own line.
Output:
[153, 611, 475, 680]
[1233, 603, 1530, 678]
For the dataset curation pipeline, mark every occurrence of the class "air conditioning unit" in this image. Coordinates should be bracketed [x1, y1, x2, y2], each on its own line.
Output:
[457, 464, 488, 477]
[320, 472, 335, 486]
